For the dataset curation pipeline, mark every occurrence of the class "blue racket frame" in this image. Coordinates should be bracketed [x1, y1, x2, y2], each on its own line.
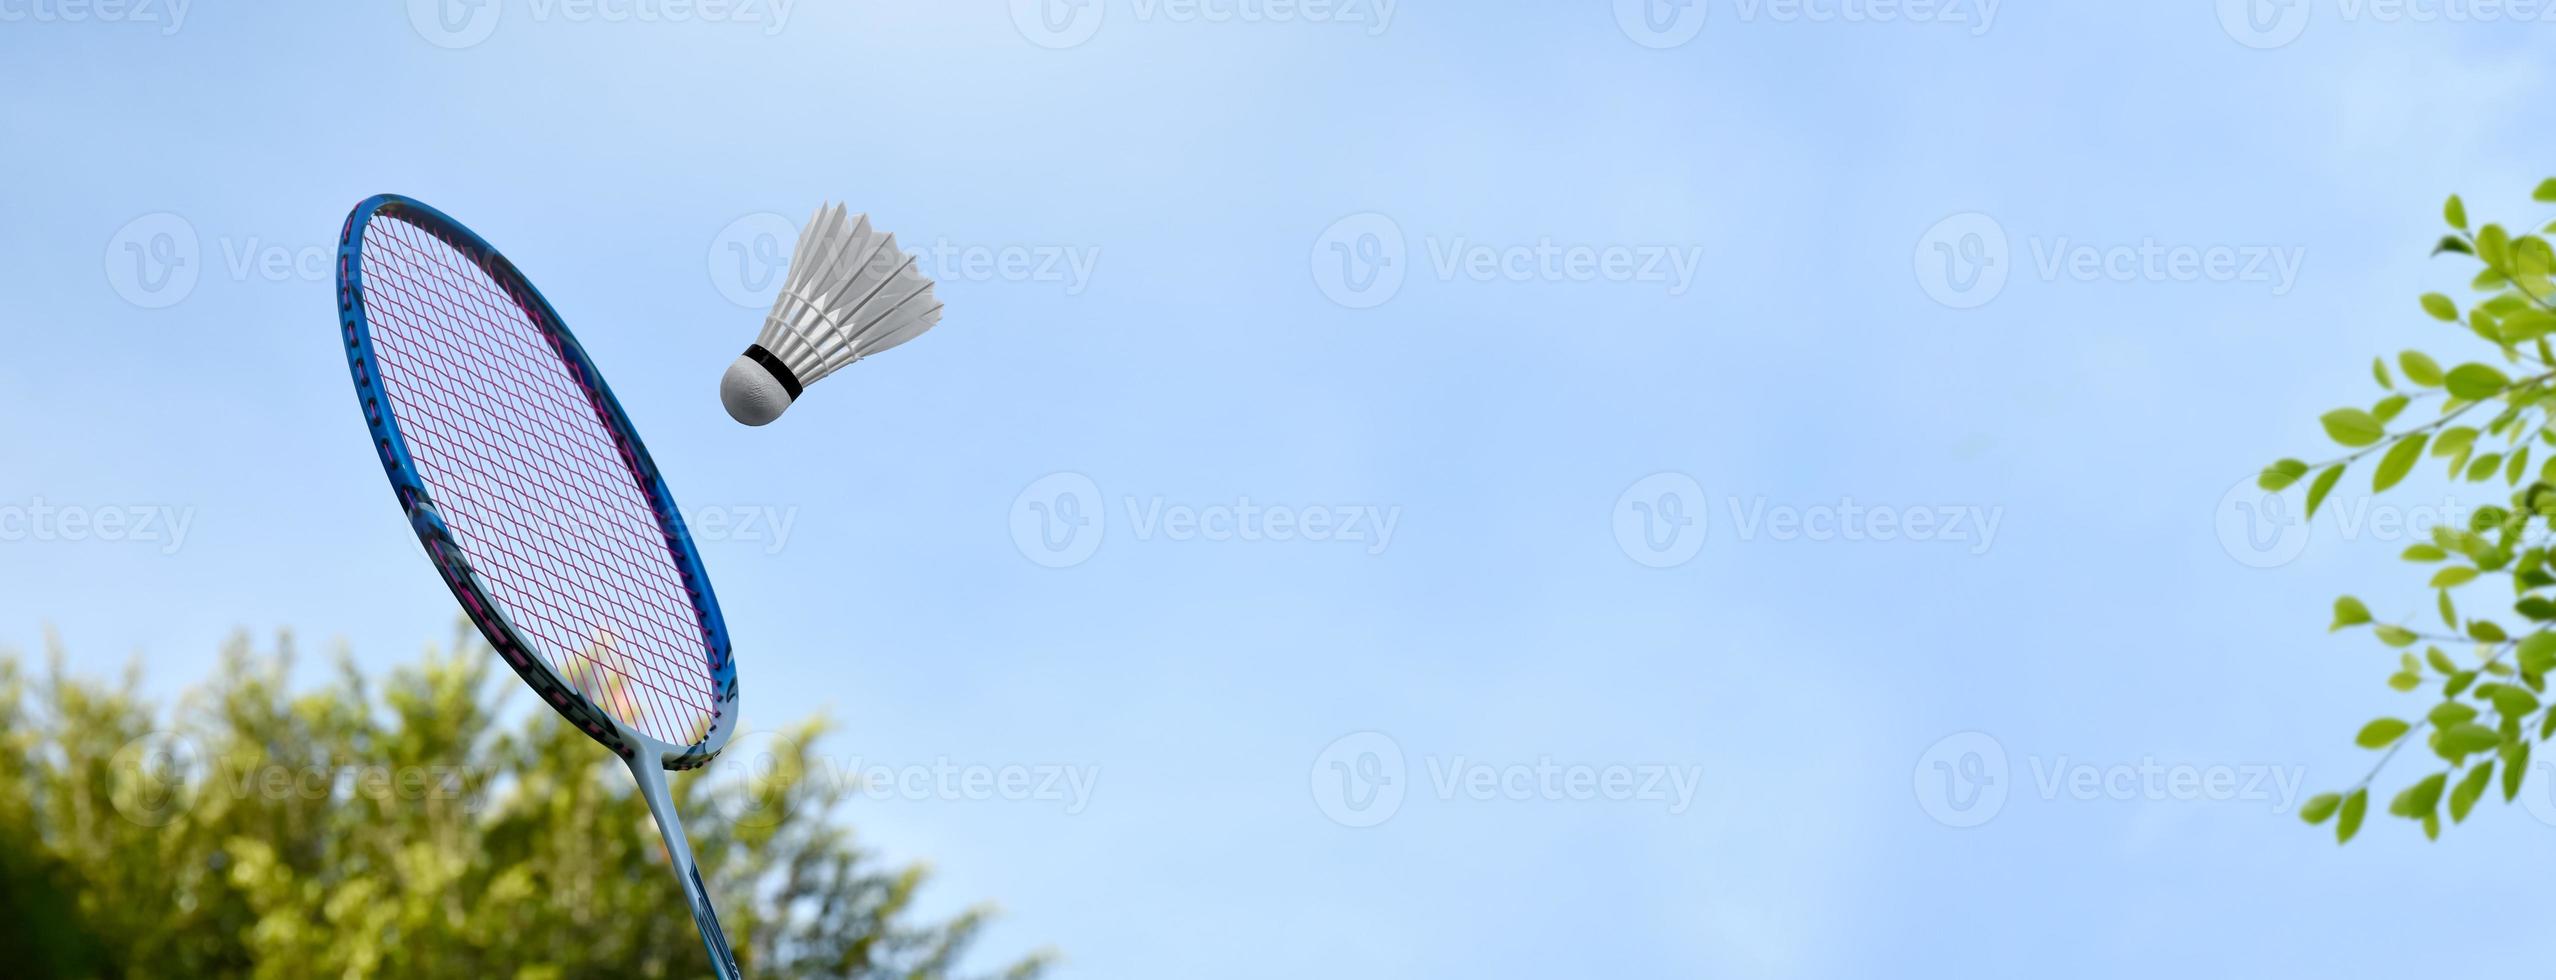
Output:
[337, 193, 744, 977]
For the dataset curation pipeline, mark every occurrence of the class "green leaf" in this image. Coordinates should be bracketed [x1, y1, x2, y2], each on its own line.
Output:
[2447, 363, 2513, 400]
[2308, 465, 2345, 518]
[2392, 671, 2424, 691]
[2521, 633, 2556, 675]
[2514, 447, 2535, 486]
[2439, 590, 2458, 629]
[2452, 762, 2494, 822]
[2492, 684, 2540, 717]
[2260, 458, 2309, 491]
[2376, 625, 2419, 647]
[2332, 596, 2372, 630]
[2357, 717, 2411, 748]
[2471, 619, 2510, 643]
[2432, 566, 2480, 588]
[2404, 544, 2448, 561]
[2432, 701, 2480, 727]
[2392, 771, 2450, 816]
[2507, 742, 2531, 801]
[2373, 356, 2394, 390]
[2536, 178, 2556, 203]
[2428, 646, 2460, 674]
[2436, 235, 2476, 257]
[2502, 308, 2556, 343]
[2448, 670, 2478, 697]
[2301, 791, 2343, 824]
[2434, 427, 2478, 458]
[2518, 597, 2556, 621]
[2469, 454, 2504, 482]
[2401, 350, 2445, 386]
[2423, 293, 2461, 322]
[2441, 723, 2502, 757]
[2448, 195, 2469, 230]
[2321, 408, 2386, 447]
[2338, 788, 2368, 843]
[2375, 434, 2429, 492]
[2482, 224, 2513, 270]
[2371, 394, 2410, 423]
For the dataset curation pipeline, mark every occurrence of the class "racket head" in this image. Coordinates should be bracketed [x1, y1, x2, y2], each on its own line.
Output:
[336, 194, 738, 770]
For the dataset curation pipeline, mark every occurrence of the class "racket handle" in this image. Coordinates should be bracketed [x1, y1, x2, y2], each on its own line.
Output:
[629, 757, 745, 979]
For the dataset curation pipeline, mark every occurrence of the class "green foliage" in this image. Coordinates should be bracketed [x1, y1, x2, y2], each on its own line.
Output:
[2267, 179, 2556, 843]
[0, 629, 1052, 979]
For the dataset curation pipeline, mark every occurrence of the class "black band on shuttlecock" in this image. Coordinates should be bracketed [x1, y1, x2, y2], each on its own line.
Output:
[742, 344, 804, 400]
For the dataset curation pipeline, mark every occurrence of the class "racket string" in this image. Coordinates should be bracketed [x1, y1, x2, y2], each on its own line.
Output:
[359, 215, 718, 744]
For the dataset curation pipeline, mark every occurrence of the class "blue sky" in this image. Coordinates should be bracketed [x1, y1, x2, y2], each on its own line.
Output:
[7, 1, 2556, 976]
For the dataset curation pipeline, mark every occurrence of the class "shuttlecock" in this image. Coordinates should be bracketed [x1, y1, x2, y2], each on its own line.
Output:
[720, 203, 945, 426]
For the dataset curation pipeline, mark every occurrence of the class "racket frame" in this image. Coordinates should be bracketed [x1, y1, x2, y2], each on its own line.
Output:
[336, 193, 744, 977]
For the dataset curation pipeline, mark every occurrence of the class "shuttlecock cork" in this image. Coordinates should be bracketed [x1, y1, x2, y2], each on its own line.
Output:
[720, 203, 945, 425]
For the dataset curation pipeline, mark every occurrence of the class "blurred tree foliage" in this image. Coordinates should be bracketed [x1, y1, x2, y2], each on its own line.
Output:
[2267, 177, 2556, 843]
[0, 627, 1051, 979]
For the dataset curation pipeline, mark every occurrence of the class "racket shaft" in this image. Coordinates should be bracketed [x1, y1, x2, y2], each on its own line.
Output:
[629, 758, 744, 979]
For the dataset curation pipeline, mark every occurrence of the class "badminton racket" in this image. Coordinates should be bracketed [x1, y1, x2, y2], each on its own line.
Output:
[335, 194, 744, 978]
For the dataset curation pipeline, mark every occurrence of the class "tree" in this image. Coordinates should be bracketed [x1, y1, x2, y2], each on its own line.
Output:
[0, 627, 1053, 979]
[2266, 177, 2556, 844]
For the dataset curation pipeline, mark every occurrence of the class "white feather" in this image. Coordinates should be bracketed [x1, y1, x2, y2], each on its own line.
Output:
[757, 202, 945, 385]
[721, 202, 945, 425]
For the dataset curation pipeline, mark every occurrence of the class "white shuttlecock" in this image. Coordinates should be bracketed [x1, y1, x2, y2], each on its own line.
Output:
[720, 203, 945, 426]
